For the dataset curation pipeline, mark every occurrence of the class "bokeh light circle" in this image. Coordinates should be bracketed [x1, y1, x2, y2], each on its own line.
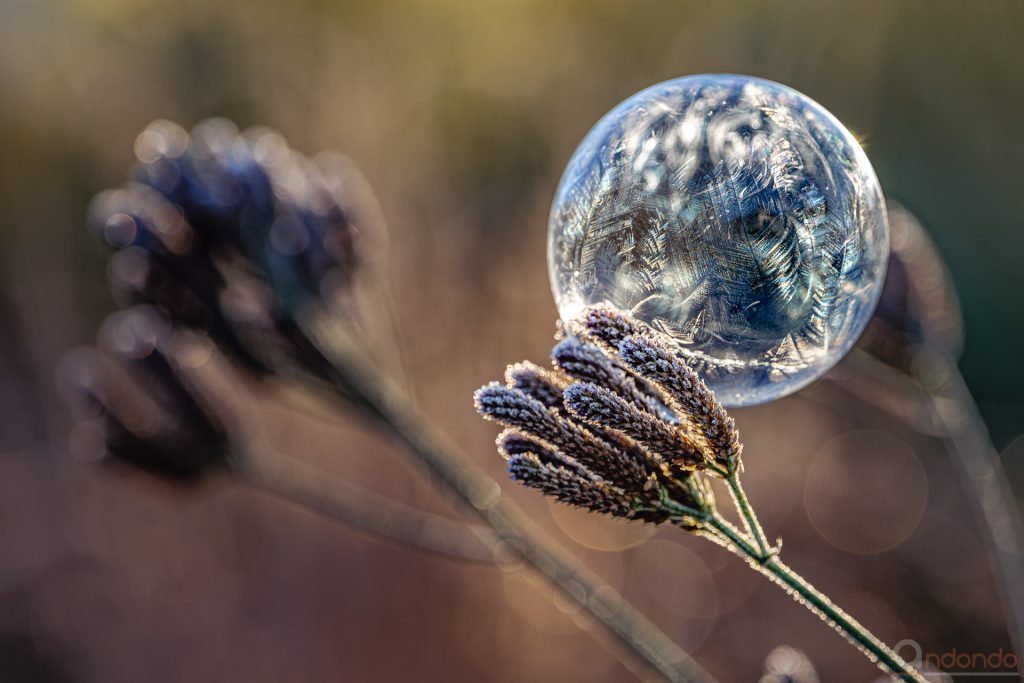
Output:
[804, 430, 927, 554]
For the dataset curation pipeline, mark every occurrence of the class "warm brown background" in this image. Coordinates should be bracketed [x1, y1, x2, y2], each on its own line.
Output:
[1, 1, 1022, 681]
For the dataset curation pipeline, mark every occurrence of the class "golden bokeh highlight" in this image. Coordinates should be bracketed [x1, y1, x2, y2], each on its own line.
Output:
[548, 499, 658, 552]
[804, 430, 927, 554]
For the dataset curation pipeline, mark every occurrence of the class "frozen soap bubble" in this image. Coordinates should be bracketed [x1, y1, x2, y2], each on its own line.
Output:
[548, 75, 888, 407]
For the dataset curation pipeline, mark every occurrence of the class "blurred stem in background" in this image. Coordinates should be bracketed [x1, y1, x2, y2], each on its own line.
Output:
[64, 119, 719, 683]
[293, 314, 719, 683]
[237, 446, 496, 564]
[63, 310, 718, 683]
[931, 361, 1024, 669]
[839, 348, 1024, 673]
[832, 204, 1024, 674]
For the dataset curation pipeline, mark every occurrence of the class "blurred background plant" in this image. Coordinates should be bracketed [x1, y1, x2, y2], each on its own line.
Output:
[1, 1, 1023, 681]
[60, 116, 718, 682]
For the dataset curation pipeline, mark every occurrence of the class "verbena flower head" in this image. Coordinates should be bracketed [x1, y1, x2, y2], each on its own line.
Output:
[88, 119, 366, 377]
[60, 306, 229, 480]
[475, 304, 743, 528]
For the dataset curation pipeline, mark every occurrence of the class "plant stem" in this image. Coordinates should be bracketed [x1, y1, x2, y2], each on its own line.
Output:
[295, 312, 719, 683]
[931, 363, 1024, 677]
[725, 474, 771, 557]
[235, 447, 498, 563]
[760, 555, 925, 682]
[836, 348, 1024, 674]
[700, 514, 926, 682]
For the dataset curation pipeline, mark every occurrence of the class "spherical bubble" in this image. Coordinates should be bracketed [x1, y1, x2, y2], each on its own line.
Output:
[548, 74, 888, 406]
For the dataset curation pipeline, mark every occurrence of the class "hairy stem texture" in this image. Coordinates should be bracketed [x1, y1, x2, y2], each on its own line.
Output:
[702, 515, 926, 682]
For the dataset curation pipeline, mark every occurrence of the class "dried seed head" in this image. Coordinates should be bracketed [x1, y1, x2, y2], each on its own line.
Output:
[563, 382, 707, 470]
[88, 185, 263, 369]
[507, 453, 669, 523]
[474, 383, 649, 491]
[552, 336, 668, 418]
[132, 119, 361, 302]
[497, 429, 551, 459]
[477, 304, 740, 526]
[496, 429, 594, 481]
[505, 361, 568, 409]
[617, 335, 741, 472]
[575, 302, 651, 349]
[90, 119, 378, 384]
[59, 307, 229, 480]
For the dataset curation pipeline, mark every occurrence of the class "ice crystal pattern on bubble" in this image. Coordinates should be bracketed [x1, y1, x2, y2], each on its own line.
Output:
[548, 75, 888, 406]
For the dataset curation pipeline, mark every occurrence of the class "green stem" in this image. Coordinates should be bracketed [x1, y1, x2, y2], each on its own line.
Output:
[701, 515, 926, 682]
[702, 514, 760, 558]
[725, 473, 771, 557]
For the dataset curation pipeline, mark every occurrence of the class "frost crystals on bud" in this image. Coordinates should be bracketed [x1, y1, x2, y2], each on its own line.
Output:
[475, 304, 745, 525]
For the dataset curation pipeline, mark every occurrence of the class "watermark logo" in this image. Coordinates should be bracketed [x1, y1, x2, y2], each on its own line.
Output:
[895, 639, 1019, 678]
